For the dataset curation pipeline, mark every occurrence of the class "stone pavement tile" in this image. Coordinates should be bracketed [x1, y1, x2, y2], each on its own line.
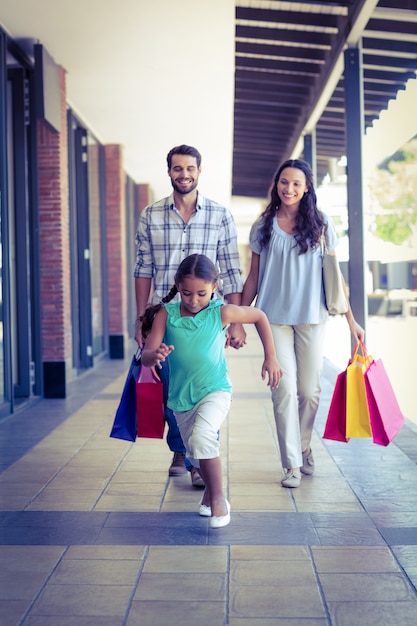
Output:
[0, 545, 65, 572]
[378, 527, 417, 545]
[65, 545, 146, 559]
[24, 617, 124, 626]
[311, 513, 386, 546]
[231, 545, 312, 561]
[94, 494, 164, 512]
[30, 584, 133, 617]
[231, 493, 295, 512]
[0, 482, 46, 497]
[0, 599, 32, 626]
[319, 572, 416, 602]
[0, 546, 65, 620]
[294, 478, 365, 513]
[49, 558, 140, 585]
[134, 572, 226, 601]
[97, 512, 207, 546]
[143, 545, 227, 573]
[229, 554, 325, 619]
[391, 546, 417, 590]
[371, 511, 417, 528]
[229, 468, 283, 484]
[127, 600, 225, 626]
[64, 449, 126, 467]
[208, 512, 320, 546]
[296, 501, 365, 514]
[101, 481, 166, 497]
[0, 462, 65, 484]
[228, 617, 328, 626]
[0, 495, 41, 511]
[326, 601, 417, 626]
[26, 489, 100, 511]
[111, 469, 168, 483]
[312, 546, 402, 573]
[45, 473, 110, 490]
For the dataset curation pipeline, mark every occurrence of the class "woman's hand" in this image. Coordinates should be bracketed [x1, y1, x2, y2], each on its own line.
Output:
[348, 318, 365, 344]
[225, 322, 247, 349]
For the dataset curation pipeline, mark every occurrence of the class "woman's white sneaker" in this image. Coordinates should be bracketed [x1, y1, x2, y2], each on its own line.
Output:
[301, 449, 315, 475]
[281, 470, 301, 488]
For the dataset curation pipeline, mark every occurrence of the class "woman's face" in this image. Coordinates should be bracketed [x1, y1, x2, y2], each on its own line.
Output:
[277, 167, 308, 208]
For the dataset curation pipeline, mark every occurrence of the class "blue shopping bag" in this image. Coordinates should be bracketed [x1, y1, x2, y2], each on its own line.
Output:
[109, 352, 142, 441]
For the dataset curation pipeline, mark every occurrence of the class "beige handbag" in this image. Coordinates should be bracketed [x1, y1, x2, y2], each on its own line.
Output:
[321, 233, 348, 315]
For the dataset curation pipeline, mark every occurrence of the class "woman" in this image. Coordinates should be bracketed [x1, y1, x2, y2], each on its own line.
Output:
[242, 159, 364, 488]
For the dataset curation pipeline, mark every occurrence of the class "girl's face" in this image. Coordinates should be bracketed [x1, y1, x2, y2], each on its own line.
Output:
[277, 167, 308, 208]
[177, 275, 218, 316]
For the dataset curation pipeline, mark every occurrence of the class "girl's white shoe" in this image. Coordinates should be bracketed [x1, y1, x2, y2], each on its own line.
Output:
[209, 500, 230, 528]
[199, 501, 211, 517]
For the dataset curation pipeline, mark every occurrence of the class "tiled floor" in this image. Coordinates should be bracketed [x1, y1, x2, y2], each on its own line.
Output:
[1, 329, 417, 625]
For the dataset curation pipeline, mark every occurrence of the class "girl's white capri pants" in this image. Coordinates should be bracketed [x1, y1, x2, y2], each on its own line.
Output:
[174, 391, 231, 468]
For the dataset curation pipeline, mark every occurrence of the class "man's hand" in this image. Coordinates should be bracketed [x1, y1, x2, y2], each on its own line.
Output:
[225, 322, 247, 349]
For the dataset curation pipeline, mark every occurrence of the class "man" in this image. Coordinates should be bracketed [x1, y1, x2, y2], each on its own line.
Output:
[134, 144, 245, 487]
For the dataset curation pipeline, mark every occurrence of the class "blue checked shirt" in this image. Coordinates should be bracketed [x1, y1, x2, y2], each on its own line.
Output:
[134, 192, 243, 304]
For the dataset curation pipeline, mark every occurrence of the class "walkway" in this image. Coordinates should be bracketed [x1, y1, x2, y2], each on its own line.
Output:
[1, 328, 417, 626]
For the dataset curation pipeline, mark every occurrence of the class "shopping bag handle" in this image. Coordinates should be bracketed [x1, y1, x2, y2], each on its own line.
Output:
[352, 340, 367, 359]
[350, 340, 373, 368]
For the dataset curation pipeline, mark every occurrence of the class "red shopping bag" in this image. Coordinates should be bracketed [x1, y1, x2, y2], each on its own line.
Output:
[136, 365, 164, 439]
[323, 369, 349, 442]
[364, 358, 404, 446]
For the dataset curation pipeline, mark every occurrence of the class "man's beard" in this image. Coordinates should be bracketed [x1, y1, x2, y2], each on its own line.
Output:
[171, 179, 198, 195]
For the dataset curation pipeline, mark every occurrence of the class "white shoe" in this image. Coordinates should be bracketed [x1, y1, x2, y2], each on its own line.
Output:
[281, 470, 301, 488]
[199, 501, 211, 517]
[210, 500, 230, 529]
[301, 449, 315, 475]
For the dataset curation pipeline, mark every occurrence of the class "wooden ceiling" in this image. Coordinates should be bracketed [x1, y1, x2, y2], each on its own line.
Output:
[232, 0, 417, 198]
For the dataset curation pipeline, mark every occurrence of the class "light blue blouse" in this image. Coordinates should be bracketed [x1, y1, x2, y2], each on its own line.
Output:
[248, 213, 338, 325]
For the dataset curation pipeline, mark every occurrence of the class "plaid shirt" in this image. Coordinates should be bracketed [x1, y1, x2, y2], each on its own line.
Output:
[134, 192, 243, 303]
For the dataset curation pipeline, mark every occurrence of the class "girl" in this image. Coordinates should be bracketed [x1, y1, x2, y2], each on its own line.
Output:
[242, 159, 364, 488]
[141, 253, 282, 528]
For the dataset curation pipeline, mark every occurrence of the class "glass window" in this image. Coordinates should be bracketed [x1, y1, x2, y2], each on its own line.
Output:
[87, 134, 105, 356]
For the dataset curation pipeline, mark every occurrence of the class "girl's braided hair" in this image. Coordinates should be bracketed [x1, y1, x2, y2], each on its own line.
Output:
[140, 253, 219, 339]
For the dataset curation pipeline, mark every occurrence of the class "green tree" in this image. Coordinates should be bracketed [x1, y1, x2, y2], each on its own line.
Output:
[368, 137, 417, 245]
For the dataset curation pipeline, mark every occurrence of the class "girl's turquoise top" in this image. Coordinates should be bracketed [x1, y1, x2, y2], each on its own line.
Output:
[164, 299, 232, 411]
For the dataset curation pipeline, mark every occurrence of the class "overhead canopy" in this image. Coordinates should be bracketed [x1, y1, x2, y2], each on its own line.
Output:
[232, 0, 417, 198]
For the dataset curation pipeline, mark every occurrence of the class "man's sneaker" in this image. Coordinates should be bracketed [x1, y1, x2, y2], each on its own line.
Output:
[301, 449, 315, 475]
[168, 452, 187, 476]
[191, 467, 205, 488]
[281, 469, 301, 488]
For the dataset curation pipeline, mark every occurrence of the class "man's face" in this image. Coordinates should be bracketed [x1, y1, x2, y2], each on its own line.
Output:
[168, 155, 201, 195]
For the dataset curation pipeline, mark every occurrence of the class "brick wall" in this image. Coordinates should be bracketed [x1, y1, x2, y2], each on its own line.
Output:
[37, 65, 72, 396]
[105, 144, 128, 358]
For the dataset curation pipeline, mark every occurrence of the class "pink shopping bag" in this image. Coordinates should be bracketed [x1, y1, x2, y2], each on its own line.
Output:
[364, 358, 404, 446]
[323, 369, 349, 443]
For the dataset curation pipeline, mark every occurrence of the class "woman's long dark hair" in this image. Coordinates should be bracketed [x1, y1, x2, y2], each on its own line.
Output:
[258, 159, 326, 254]
[140, 254, 219, 339]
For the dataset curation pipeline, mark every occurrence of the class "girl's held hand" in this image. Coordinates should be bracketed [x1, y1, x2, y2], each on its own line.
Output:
[261, 357, 283, 389]
[149, 343, 174, 368]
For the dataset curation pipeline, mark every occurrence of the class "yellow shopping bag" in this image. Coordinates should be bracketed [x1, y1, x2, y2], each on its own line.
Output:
[345, 342, 373, 438]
